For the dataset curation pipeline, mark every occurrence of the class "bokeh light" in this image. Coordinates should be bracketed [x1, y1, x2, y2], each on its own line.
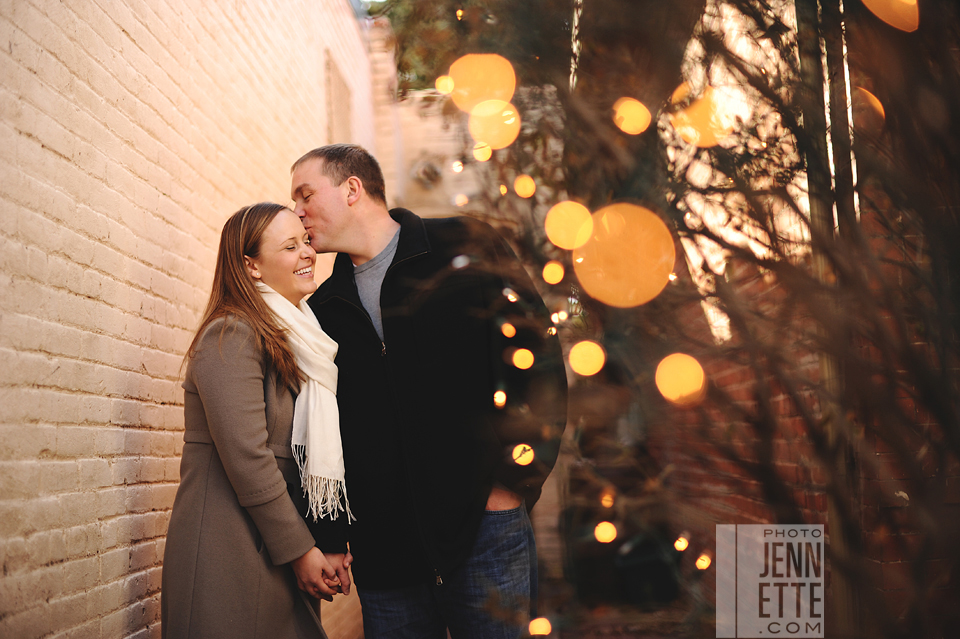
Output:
[512, 348, 535, 370]
[853, 87, 886, 137]
[696, 553, 712, 570]
[544, 201, 593, 250]
[473, 142, 493, 162]
[449, 54, 516, 113]
[675, 536, 690, 552]
[493, 390, 507, 407]
[451, 160, 464, 173]
[655, 353, 707, 405]
[572, 204, 676, 307]
[600, 490, 615, 508]
[671, 82, 691, 103]
[501, 322, 516, 338]
[499, 184, 508, 196]
[613, 97, 652, 135]
[529, 618, 552, 636]
[514, 174, 536, 198]
[502, 287, 518, 302]
[454, 194, 469, 207]
[468, 100, 521, 149]
[512, 443, 534, 465]
[669, 85, 735, 148]
[542, 261, 564, 285]
[595, 521, 617, 543]
[862, 0, 919, 32]
[856, 87, 885, 119]
[435, 75, 454, 94]
[569, 340, 606, 376]
[456, 8, 464, 20]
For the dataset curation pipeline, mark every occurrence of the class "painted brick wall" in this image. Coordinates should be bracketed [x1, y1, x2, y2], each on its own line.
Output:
[0, 1, 373, 637]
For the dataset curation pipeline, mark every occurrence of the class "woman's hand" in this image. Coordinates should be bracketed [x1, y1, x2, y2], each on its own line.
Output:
[291, 547, 340, 601]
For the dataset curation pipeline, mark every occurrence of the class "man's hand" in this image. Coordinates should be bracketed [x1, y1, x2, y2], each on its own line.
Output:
[486, 485, 522, 511]
[322, 551, 354, 595]
[291, 547, 340, 601]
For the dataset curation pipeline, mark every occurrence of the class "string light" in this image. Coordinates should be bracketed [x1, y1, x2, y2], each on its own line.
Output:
[512, 443, 534, 465]
[529, 618, 552, 636]
[595, 521, 617, 543]
[435, 75, 454, 94]
[512, 348, 534, 370]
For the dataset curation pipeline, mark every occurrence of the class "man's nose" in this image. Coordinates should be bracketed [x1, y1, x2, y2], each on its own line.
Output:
[293, 202, 304, 217]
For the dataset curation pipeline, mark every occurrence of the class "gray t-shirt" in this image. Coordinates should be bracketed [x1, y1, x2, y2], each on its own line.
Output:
[353, 229, 400, 341]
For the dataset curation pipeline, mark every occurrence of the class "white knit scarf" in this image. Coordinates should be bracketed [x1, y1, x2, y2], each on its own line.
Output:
[256, 281, 354, 523]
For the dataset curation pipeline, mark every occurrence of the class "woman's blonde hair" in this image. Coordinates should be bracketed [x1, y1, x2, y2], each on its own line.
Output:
[186, 202, 302, 389]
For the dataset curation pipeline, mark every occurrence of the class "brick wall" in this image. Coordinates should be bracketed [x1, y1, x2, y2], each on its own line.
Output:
[0, 1, 373, 637]
[646, 241, 959, 628]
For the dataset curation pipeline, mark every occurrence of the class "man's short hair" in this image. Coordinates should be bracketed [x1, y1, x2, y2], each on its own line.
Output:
[292, 144, 387, 205]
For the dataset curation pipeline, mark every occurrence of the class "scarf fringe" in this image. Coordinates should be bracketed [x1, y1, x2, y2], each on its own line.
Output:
[293, 444, 355, 523]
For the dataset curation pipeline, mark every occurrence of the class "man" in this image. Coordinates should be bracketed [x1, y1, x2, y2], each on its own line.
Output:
[291, 144, 567, 639]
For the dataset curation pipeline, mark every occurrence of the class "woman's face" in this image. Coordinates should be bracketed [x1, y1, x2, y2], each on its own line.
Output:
[245, 209, 317, 306]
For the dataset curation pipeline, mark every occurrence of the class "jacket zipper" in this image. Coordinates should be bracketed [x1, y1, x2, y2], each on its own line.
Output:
[318, 246, 444, 584]
[382, 247, 444, 585]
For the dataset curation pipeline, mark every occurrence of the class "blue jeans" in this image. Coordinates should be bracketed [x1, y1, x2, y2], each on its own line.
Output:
[357, 505, 538, 639]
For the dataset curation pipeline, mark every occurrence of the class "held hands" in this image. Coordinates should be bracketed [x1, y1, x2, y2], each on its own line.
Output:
[323, 552, 353, 596]
[291, 547, 348, 601]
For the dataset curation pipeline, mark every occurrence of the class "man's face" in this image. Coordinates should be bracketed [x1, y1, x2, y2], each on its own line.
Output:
[291, 158, 351, 253]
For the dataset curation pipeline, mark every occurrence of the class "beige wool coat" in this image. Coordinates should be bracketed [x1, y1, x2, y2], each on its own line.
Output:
[161, 318, 326, 639]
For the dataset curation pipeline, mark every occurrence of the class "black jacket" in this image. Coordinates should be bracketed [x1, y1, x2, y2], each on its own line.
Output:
[307, 209, 567, 589]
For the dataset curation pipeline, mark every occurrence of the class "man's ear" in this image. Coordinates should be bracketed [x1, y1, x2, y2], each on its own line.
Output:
[344, 176, 363, 206]
[244, 256, 261, 279]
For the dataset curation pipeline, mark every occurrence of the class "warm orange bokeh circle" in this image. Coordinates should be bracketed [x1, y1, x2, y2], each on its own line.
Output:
[568, 340, 606, 376]
[468, 100, 521, 150]
[514, 174, 536, 198]
[573, 204, 675, 307]
[544, 201, 593, 250]
[542, 261, 565, 285]
[449, 54, 517, 112]
[655, 353, 707, 405]
[613, 97, 652, 135]
[862, 0, 918, 32]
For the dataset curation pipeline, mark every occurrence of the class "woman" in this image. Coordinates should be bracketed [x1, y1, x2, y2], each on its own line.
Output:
[162, 203, 351, 639]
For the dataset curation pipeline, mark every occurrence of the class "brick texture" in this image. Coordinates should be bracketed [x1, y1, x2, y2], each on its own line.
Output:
[646, 244, 960, 626]
[0, 1, 375, 637]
